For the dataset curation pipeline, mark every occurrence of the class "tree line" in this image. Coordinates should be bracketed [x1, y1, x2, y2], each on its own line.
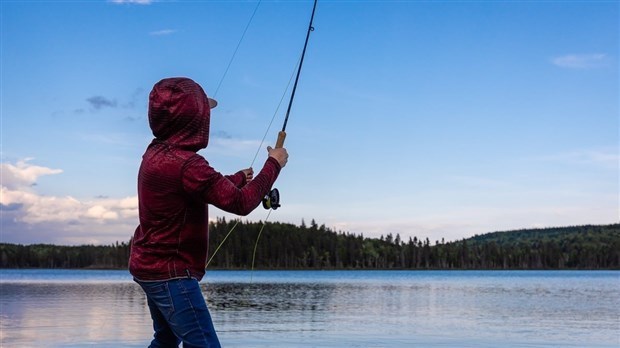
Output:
[1, 220, 618, 270]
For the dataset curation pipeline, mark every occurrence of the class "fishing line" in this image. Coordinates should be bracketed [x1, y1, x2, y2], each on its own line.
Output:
[282, 0, 316, 134]
[250, 209, 272, 282]
[205, 219, 239, 269]
[249, 55, 301, 168]
[212, 0, 262, 99]
[205, 58, 298, 270]
[204, 1, 262, 270]
[246, 0, 317, 278]
[206, 0, 318, 271]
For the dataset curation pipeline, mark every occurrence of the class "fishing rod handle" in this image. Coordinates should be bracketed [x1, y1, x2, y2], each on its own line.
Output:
[275, 131, 286, 148]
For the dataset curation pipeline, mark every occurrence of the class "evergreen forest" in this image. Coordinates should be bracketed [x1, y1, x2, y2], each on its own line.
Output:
[1, 220, 618, 270]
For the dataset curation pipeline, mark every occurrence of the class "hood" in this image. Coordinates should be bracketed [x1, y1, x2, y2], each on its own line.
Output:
[148, 77, 212, 151]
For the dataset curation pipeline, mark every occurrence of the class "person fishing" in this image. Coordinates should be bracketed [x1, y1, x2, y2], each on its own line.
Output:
[129, 77, 288, 347]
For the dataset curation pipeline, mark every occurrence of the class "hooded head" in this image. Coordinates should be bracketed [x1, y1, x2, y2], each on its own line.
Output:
[148, 77, 217, 151]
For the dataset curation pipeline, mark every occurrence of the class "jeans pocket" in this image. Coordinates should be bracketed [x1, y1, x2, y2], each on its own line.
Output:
[140, 281, 175, 318]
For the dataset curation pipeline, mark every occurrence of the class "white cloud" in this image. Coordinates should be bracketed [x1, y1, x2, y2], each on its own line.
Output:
[551, 53, 610, 69]
[86, 205, 119, 221]
[1, 159, 138, 244]
[1, 185, 137, 225]
[1, 158, 63, 189]
[150, 29, 177, 36]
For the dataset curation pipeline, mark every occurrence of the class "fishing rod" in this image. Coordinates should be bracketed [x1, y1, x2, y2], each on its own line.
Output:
[206, 1, 318, 269]
[262, 0, 318, 210]
[275, 0, 317, 150]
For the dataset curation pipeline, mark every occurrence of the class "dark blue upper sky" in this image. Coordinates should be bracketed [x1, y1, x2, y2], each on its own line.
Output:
[1, 0, 618, 245]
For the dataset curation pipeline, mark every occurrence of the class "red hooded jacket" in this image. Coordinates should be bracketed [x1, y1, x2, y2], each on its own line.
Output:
[129, 77, 281, 281]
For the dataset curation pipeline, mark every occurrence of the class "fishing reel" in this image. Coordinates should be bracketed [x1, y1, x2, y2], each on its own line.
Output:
[262, 188, 281, 210]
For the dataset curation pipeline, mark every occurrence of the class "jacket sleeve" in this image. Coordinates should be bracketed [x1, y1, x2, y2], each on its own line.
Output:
[225, 171, 247, 188]
[182, 155, 281, 216]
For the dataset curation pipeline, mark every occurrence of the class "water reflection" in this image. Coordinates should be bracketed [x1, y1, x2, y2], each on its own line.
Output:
[1, 283, 151, 347]
[205, 283, 335, 312]
[1, 270, 618, 347]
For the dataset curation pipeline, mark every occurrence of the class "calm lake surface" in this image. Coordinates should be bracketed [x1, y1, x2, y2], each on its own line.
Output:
[0, 270, 618, 347]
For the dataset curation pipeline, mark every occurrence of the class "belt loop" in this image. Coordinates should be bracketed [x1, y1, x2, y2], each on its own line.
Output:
[185, 269, 191, 279]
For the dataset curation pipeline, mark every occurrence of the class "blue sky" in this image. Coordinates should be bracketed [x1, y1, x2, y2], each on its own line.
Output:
[1, 0, 618, 245]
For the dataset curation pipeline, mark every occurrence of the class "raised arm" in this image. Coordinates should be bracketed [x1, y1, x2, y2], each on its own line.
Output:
[182, 156, 281, 216]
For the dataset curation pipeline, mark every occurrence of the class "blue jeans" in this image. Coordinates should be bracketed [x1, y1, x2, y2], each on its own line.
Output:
[136, 278, 221, 348]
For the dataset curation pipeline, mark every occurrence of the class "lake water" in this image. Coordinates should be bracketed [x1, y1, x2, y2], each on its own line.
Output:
[0, 270, 618, 347]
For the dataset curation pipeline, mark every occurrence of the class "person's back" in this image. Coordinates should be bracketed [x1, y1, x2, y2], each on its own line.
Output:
[130, 139, 212, 281]
[130, 77, 288, 347]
